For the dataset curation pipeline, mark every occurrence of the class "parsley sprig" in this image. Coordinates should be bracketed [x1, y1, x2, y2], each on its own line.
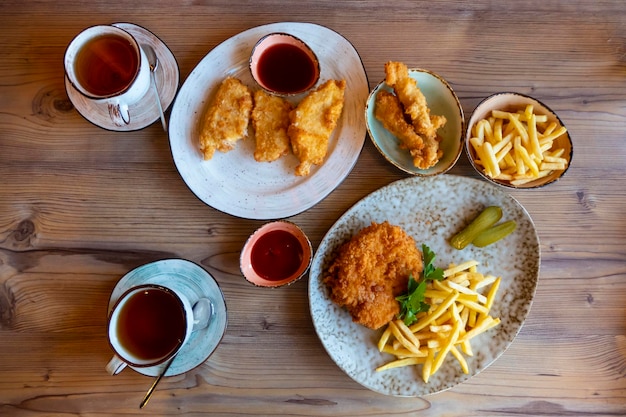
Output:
[396, 244, 445, 326]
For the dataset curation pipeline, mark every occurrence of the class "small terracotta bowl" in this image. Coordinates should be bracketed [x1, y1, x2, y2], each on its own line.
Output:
[249, 32, 320, 96]
[465, 92, 573, 189]
[240, 220, 313, 288]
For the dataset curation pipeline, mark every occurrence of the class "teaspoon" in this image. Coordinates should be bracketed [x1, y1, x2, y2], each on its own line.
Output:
[138, 299, 212, 409]
[139, 353, 176, 409]
[142, 44, 167, 132]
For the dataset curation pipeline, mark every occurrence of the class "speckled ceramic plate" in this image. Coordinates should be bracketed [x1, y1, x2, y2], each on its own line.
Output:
[168, 22, 369, 220]
[65, 23, 179, 132]
[309, 175, 539, 396]
[108, 259, 227, 377]
[366, 68, 464, 176]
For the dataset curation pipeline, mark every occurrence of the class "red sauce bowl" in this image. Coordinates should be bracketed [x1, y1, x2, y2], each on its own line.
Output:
[240, 220, 313, 288]
[249, 32, 320, 96]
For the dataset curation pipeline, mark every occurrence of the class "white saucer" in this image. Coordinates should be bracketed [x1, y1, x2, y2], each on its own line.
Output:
[65, 22, 179, 131]
[107, 259, 227, 377]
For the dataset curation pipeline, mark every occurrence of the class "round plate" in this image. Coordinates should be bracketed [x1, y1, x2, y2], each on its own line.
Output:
[309, 175, 540, 396]
[366, 68, 464, 176]
[168, 22, 369, 220]
[65, 22, 179, 131]
[107, 259, 227, 377]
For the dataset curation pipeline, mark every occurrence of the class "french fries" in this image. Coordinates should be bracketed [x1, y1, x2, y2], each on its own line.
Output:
[469, 104, 568, 186]
[376, 260, 501, 383]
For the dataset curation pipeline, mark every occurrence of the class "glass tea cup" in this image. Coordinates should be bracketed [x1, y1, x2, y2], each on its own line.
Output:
[64, 25, 151, 127]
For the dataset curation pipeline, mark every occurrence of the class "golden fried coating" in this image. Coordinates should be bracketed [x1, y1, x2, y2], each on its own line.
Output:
[323, 221, 424, 330]
[385, 61, 443, 140]
[251, 90, 293, 162]
[199, 77, 253, 160]
[375, 90, 425, 163]
[381, 61, 446, 169]
[288, 79, 346, 176]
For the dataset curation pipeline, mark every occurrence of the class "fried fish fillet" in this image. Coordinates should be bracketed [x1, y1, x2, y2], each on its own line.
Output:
[288, 79, 346, 176]
[323, 221, 424, 330]
[251, 90, 293, 162]
[199, 77, 253, 160]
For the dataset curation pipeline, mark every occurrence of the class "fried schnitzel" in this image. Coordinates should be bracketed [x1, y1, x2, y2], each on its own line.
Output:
[199, 77, 253, 160]
[251, 90, 293, 162]
[323, 221, 424, 330]
[288, 79, 346, 176]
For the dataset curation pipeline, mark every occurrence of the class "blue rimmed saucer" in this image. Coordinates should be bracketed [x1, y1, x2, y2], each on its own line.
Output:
[107, 259, 227, 376]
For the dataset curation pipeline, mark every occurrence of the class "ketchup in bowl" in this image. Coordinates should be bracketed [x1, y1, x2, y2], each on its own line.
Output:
[240, 221, 313, 287]
[249, 32, 320, 96]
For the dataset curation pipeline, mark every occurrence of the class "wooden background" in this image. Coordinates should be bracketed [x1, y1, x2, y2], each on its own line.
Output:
[1, 1, 625, 416]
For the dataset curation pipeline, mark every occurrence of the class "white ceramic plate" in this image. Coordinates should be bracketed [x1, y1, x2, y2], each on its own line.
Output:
[309, 175, 540, 396]
[108, 259, 227, 377]
[366, 68, 464, 176]
[168, 22, 369, 219]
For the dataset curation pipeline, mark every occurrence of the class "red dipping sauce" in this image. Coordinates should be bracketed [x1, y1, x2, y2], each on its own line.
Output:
[256, 43, 318, 95]
[250, 229, 304, 281]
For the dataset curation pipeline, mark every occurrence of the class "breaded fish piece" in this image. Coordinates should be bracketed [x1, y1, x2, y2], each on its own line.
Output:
[374, 90, 425, 163]
[323, 221, 424, 330]
[199, 77, 253, 160]
[288, 79, 346, 176]
[251, 90, 293, 162]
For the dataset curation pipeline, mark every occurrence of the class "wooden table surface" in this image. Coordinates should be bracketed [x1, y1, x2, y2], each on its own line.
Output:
[1, 1, 625, 416]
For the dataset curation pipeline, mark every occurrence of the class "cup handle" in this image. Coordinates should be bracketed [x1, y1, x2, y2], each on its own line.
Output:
[105, 355, 127, 375]
[108, 102, 131, 126]
[192, 298, 213, 331]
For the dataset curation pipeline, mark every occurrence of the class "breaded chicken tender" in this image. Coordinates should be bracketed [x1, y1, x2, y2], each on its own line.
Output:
[288, 79, 346, 176]
[251, 90, 293, 162]
[385, 61, 445, 141]
[323, 221, 424, 330]
[375, 90, 426, 165]
[379, 62, 446, 169]
[199, 77, 253, 160]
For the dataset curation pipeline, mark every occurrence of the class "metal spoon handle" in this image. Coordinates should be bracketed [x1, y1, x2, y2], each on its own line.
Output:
[151, 73, 167, 132]
[142, 44, 167, 132]
[139, 354, 176, 409]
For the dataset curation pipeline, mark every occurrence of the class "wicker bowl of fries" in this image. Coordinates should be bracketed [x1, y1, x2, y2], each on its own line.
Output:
[465, 92, 572, 189]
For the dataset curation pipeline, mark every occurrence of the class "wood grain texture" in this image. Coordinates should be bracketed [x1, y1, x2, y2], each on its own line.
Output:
[1, 0, 625, 416]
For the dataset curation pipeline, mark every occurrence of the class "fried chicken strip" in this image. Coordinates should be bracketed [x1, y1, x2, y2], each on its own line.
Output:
[199, 77, 253, 160]
[288, 79, 346, 176]
[374, 90, 425, 162]
[385, 61, 444, 141]
[251, 90, 293, 162]
[382, 61, 446, 169]
[323, 221, 424, 330]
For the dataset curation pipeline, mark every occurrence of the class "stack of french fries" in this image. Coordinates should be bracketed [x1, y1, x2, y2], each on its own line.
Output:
[469, 104, 568, 186]
[376, 260, 501, 383]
